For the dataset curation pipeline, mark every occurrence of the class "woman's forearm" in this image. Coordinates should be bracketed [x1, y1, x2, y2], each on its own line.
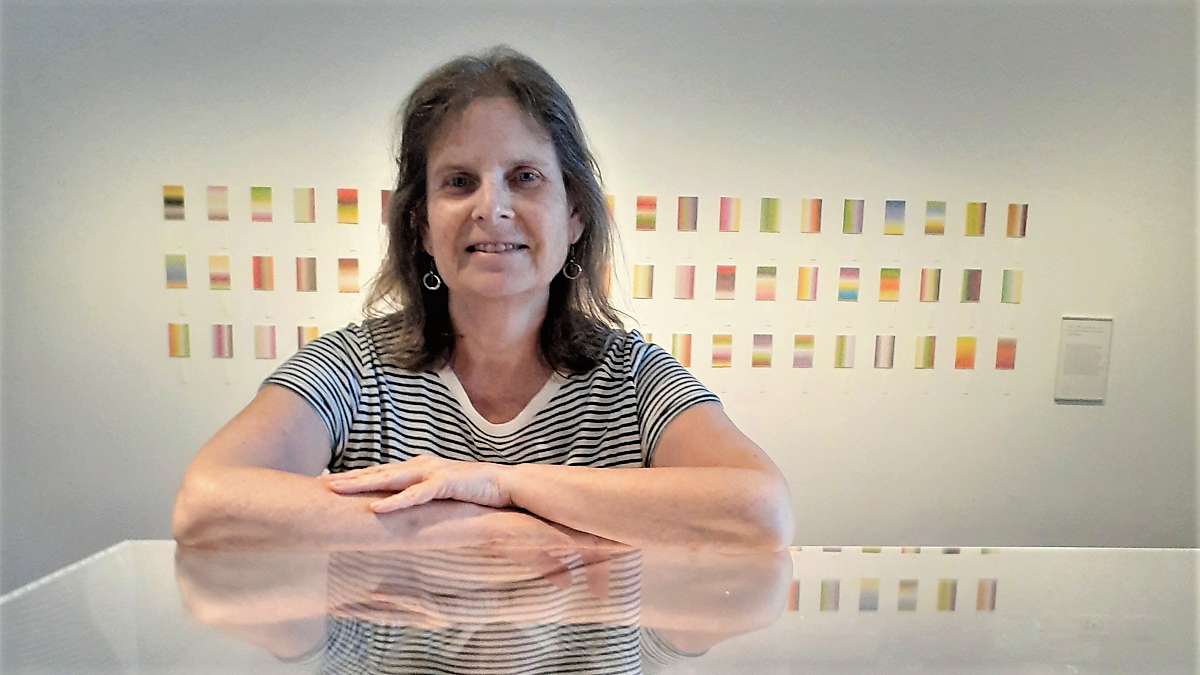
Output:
[501, 465, 794, 550]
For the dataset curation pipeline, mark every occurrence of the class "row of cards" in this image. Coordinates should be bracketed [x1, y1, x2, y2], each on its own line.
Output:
[165, 254, 360, 293]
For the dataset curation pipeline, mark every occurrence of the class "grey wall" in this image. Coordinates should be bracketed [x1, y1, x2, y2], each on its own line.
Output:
[1, 0, 1195, 593]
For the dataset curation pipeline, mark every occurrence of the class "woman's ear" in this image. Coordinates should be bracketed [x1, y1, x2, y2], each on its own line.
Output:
[568, 207, 585, 245]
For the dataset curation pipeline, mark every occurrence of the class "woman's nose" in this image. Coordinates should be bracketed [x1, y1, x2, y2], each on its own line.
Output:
[471, 174, 514, 223]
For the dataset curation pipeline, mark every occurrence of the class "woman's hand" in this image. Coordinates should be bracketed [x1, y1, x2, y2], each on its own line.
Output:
[324, 455, 513, 513]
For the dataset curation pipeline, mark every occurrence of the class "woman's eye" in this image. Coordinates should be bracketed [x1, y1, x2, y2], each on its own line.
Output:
[448, 176, 468, 188]
[517, 171, 539, 182]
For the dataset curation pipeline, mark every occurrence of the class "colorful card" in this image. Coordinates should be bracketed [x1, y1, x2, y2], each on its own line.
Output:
[209, 255, 231, 290]
[977, 579, 998, 611]
[879, 268, 900, 302]
[797, 266, 818, 301]
[915, 336, 936, 369]
[632, 264, 654, 299]
[965, 202, 986, 237]
[252, 256, 275, 291]
[715, 265, 736, 300]
[925, 200, 946, 235]
[898, 580, 919, 611]
[1007, 204, 1027, 238]
[163, 185, 184, 220]
[674, 265, 695, 300]
[165, 254, 187, 289]
[752, 334, 772, 368]
[250, 186, 272, 222]
[793, 335, 815, 368]
[168, 323, 190, 357]
[955, 336, 977, 369]
[254, 325, 277, 359]
[294, 188, 316, 223]
[860, 579, 881, 611]
[919, 268, 941, 302]
[938, 580, 958, 611]
[337, 188, 358, 224]
[712, 334, 733, 368]
[834, 335, 855, 368]
[338, 258, 359, 293]
[677, 196, 698, 232]
[1001, 269, 1023, 304]
[961, 269, 982, 303]
[212, 324, 233, 359]
[719, 196, 740, 232]
[756, 266, 777, 301]
[843, 199, 864, 234]
[874, 335, 895, 369]
[636, 196, 656, 231]
[298, 326, 319, 348]
[801, 198, 822, 234]
[760, 197, 780, 233]
[820, 580, 840, 611]
[996, 338, 1017, 370]
[838, 267, 860, 301]
[296, 257, 317, 292]
[884, 200, 905, 235]
[207, 186, 229, 221]
[672, 333, 692, 367]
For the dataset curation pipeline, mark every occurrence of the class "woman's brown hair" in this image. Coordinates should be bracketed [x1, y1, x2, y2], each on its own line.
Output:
[364, 45, 623, 374]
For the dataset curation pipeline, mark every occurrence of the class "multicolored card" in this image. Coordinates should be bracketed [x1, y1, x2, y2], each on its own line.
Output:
[760, 197, 780, 233]
[712, 334, 733, 368]
[298, 326, 319, 348]
[715, 265, 736, 300]
[1007, 204, 1027, 238]
[671, 333, 692, 367]
[254, 325, 277, 360]
[834, 335, 855, 368]
[1001, 269, 1023, 304]
[961, 269, 982, 303]
[168, 323, 190, 357]
[636, 196, 656, 231]
[677, 196, 698, 232]
[632, 264, 654, 299]
[756, 266, 777, 301]
[977, 579, 998, 611]
[820, 580, 840, 611]
[843, 199, 864, 234]
[296, 257, 317, 292]
[165, 254, 187, 289]
[879, 268, 900, 302]
[252, 256, 275, 291]
[915, 336, 936, 369]
[337, 188, 358, 224]
[212, 324, 233, 359]
[919, 268, 941, 302]
[995, 338, 1017, 370]
[838, 267, 860, 301]
[209, 255, 231, 290]
[874, 335, 895, 369]
[955, 336, 977, 369]
[163, 185, 184, 220]
[898, 580, 919, 611]
[207, 186, 229, 221]
[965, 202, 986, 237]
[860, 579, 881, 611]
[294, 188, 315, 223]
[925, 200, 946, 235]
[793, 334, 815, 368]
[674, 265, 695, 300]
[801, 198, 822, 234]
[719, 196, 740, 232]
[884, 200, 905, 235]
[338, 258, 359, 293]
[797, 266, 818, 301]
[752, 334, 772, 368]
[250, 187, 272, 222]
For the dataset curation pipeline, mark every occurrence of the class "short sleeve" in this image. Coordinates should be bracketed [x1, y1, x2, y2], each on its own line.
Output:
[631, 336, 722, 466]
[260, 324, 366, 458]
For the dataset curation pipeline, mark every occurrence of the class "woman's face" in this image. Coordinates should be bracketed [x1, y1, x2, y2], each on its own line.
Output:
[423, 96, 583, 307]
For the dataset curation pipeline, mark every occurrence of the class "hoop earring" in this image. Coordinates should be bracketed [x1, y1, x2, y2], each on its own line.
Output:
[562, 246, 582, 280]
[422, 269, 442, 291]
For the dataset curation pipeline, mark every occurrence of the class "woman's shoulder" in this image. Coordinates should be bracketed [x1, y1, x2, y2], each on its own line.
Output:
[589, 327, 664, 375]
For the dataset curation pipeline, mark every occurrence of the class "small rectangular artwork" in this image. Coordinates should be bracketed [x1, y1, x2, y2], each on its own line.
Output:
[1007, 204, 1028, 238]
[755, 266, 776, 301]
[712, 334, 733, 368]
[294, 188, 316, 223]
[820, 580, 840, 612]
[955, 336, 977, 370]
[760, 197, 780, 233]
[338, 258, 359, 293]
[842, 199, 864, 234]
[752, 334, 772, 368]
[879, 268, 900, 302]
[209, 255, 231, 290]
[919, 268, 941, 302]
[636, 196, 656, 231]
[961, 269, 982, 303]
[898, 580, 919, 611]
[165, 254, 187, 289]
[996, 337, 1017, 370]
[296, 257, 317, 292]
[212, 324, 233, 359]
[937, 580, 958, 611]
[965, 202, 986, 237]
[838, 267, 860, 301]
[632, 264, 654, 299]
[254, 325, 277, 359]
[383, 190, 393, 224]
[977, 579, 998, 611]
[715, 265, 736, 300]
[793, 335, 815, 368]
[207, 186, 229, 221]
[252, 256, 275, 291]
[677, 196, 698, 232]
[250, 186, 272, 222]
[801, 198, 822, 233]
[797, 266, 818, 301]
[787, 581, 799, 612]
[874, 335, 895, 369]
[337, 188, 358, 224]
[298, 326, 319, 348]
[834, 335, 855, 368]
[674, 265, 695, 300]
[884, 200, 905, 235]
[163, 185, 184, 220]
[916, 336, 936, 369]
[719, 196, 740, 232]
[860, 579, 881, 611]
[925, 200, 946, 235]
[1001, 269, 1023, 304]
[168, 323, 190, 357]
[671, 333, 692, 367]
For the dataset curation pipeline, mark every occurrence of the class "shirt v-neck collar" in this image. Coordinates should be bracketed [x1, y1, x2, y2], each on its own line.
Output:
[436, 368, 566, 436]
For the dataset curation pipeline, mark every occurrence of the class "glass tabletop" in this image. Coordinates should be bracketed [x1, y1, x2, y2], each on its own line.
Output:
[0, 541, 1194, 674]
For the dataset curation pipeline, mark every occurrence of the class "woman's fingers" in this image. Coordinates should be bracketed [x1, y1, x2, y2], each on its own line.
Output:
[369, 480, 442, 513]
[328, 467, 426, 494]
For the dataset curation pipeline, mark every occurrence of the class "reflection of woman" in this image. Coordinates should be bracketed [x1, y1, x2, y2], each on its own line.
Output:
[172, 46, 793, 554]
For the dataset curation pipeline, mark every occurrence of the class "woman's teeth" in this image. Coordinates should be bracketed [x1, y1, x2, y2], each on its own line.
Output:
[469, 243, 523, 253]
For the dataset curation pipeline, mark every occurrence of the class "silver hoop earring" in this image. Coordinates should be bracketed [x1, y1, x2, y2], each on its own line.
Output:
[562, 247, 582, 280]
[422, 271, 442, 291]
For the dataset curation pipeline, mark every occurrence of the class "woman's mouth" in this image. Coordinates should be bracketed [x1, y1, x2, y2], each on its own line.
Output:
[466, 243, 528, 253]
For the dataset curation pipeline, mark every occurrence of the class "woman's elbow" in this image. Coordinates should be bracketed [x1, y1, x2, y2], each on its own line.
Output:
[172, 473, 219, 548]
[749, 476, 795, 551]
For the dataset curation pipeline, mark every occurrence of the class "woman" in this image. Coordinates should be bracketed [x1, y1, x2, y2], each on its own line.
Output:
[172, 46, 794, 553]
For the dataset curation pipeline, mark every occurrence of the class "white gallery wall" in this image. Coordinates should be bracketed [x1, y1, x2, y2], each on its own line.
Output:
[1, 0, 1194, 593]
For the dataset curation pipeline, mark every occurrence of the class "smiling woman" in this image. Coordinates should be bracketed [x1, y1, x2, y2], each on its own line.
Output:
[171, 46, 794, 557]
